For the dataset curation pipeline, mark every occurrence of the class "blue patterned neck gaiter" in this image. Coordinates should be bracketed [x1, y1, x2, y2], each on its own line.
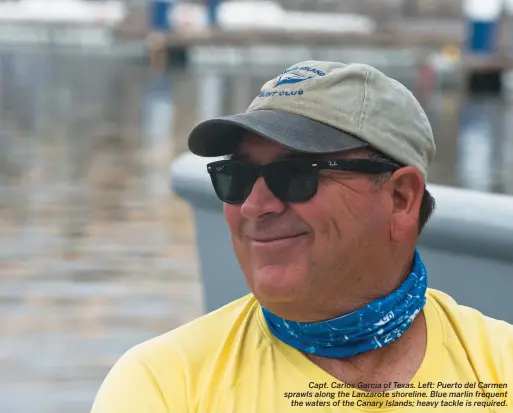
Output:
[261, 249, 428, 358]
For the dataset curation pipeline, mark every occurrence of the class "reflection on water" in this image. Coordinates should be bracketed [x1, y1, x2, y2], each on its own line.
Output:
[1, 51, 513, 413]
[0, 52, 202, 413]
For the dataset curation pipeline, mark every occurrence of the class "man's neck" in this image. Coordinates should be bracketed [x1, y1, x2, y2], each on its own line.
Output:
[304, 310, 427, 391]
[271, 250, 417, 322]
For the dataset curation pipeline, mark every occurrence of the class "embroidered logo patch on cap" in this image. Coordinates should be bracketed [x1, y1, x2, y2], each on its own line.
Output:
[275, 73, 312, 87]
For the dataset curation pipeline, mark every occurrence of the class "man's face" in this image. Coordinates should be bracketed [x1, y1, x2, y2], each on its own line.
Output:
[223, 134, 420, 320]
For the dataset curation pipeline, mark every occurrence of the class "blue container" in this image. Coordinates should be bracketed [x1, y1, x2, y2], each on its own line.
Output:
[467, 19, 497, 53]
[150, 0, 173, 32]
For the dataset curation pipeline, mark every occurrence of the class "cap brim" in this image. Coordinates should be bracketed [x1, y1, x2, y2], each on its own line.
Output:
[188, 109, 368, 157]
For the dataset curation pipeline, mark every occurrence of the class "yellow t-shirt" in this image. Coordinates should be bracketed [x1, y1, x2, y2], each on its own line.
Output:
[91, 289, 513, 413]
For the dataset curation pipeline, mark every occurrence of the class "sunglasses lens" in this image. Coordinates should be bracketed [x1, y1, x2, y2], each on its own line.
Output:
[210, 162, 254, 204]
[267, 161, 318, 202]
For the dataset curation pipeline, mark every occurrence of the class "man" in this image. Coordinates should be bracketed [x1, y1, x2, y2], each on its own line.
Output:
[91, 61, 513, 412]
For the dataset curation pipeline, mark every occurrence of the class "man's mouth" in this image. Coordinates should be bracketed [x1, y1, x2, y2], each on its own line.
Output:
[249, 233, 308, 243]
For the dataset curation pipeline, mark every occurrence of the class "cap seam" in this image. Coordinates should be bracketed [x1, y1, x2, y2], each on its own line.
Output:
[358, 65, 370, 137]
[412, 98, 433, 176]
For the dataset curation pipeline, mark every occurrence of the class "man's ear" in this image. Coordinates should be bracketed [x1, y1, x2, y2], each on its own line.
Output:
[389, 167, 424, 242]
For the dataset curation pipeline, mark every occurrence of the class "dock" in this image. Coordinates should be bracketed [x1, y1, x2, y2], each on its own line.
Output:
[115, 9, 466, 49]
[112, 6, 513, 82]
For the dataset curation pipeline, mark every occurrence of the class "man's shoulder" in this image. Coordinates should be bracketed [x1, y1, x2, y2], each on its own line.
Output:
[427, 288, 513, 372]
[92, 294, 262, 412]
[427, 288, 513, 336]
[128, 293, 260, 365]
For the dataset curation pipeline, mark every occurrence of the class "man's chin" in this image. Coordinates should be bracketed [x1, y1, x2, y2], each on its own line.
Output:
[248, 264, 306, 304]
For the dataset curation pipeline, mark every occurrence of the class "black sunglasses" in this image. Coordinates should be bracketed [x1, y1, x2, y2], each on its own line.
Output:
[206, 158, 401, 204]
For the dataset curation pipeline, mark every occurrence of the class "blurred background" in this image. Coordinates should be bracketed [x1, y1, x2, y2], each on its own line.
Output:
[1, 0, 513, 412]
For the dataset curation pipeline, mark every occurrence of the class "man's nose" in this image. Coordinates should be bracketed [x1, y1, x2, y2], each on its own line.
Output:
[240, 177, 286, 220]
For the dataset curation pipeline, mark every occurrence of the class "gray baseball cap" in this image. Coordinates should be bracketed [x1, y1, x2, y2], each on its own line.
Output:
[188, 61, 436, 180]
